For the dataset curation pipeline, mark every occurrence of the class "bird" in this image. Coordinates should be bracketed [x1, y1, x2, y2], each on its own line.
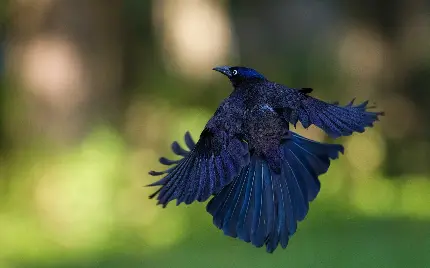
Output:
[147, 66, 384, 253]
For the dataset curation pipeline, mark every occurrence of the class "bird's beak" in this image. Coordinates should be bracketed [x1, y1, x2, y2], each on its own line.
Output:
[212, 66, 232, 77]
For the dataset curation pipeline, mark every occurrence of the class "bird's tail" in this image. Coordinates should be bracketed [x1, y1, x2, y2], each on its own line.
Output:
[206, 132, 343, 253]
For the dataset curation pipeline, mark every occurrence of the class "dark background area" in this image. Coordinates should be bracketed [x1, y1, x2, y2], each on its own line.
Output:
[0, 0, 429, 267]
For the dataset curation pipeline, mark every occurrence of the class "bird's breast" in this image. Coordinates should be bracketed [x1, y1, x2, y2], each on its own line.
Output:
[244, 104, 288, 153]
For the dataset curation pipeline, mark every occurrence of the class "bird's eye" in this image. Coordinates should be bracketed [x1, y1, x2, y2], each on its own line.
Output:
[232, 70, 238, 76]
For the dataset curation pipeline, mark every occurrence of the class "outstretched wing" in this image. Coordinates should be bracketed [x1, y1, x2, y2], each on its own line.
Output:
[148, 130, 249, 207]
[270, 84, 384, 138]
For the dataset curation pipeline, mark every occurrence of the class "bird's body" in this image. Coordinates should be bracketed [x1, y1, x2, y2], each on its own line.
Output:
[148, 66, 383, 253]
[206, 80, 288, 169]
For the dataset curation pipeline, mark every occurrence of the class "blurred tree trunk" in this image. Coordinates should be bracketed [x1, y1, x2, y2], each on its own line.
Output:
[344, 0, 430, 175]
[6, 0, 124, 149]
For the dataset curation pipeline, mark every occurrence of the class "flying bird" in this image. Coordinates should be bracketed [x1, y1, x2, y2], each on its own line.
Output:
[148, 66, 383, 253]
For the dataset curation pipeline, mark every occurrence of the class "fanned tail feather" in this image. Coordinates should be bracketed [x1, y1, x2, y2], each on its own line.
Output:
[206, 131, 343, 253]
[290, 97, 384, 138]
[148, 130, 249, 207]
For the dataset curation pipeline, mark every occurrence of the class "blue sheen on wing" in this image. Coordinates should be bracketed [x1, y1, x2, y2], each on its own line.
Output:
[148, 131, 249, 207]
[289, 97, 384, 138]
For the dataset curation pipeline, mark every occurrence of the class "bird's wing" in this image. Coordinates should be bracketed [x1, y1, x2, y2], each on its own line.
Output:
[148, 129, 249, 207]
[270, 84, 384, 138]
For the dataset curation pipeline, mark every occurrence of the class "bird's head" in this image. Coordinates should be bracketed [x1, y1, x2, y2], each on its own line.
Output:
[212, 66, 266, 85]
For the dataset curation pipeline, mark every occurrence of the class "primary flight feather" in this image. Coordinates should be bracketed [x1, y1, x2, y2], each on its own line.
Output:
[148, 66, 384, 253]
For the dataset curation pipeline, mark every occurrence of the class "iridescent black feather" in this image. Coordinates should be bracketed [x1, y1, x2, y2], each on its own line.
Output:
[148, 131, 249, 207]
[207, 132, 343, 253]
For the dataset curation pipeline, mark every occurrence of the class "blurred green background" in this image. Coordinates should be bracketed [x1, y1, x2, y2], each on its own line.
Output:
[0, 0, 429, 267]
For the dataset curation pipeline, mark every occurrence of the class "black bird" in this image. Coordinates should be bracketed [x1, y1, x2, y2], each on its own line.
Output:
[148, 66, 383, 253]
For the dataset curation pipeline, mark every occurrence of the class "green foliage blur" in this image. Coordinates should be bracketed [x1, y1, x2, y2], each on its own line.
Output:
[0, 1, 429, 267]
